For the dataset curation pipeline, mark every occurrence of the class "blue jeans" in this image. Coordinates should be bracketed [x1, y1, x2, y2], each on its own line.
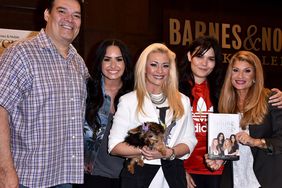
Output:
[20, 184, 72, 188]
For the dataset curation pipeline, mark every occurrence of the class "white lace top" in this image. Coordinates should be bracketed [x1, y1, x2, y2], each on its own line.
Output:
[233, 127, 261, 188]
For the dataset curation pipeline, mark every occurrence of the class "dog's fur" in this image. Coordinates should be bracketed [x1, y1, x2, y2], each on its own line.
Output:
[124, 122, 166, 174]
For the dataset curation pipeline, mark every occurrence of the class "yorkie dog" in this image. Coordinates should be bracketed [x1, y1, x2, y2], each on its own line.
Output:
[124, 122, 167, 174]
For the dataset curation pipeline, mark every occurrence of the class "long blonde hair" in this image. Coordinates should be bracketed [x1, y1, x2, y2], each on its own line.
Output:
[134, 43, 184, 119]
[218, 51, 270, 129]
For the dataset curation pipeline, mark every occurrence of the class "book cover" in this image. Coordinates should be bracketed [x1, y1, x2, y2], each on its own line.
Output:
[208, 113, 240, 160]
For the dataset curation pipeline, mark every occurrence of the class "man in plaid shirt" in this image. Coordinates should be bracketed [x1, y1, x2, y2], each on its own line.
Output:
[0, 0, 89, 187]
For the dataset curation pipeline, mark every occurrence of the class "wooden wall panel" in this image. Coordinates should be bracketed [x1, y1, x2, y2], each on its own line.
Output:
[0, 0, 39, 9]
[0, 0, 281, 89]
[0, 0, 42, 30]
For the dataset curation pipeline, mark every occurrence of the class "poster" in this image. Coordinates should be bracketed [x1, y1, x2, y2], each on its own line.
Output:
[0, 28, 38, 54]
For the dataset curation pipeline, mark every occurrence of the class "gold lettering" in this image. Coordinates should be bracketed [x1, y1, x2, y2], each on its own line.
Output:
[222, 53, 232, 63]
[261, 56, 269, 65]
[208, 22, 220, 40]
[166, 18, 282, 64]
[271, 56, 278, 65]
[182, 20, 193, 46]
[222, 23, 231, 49]
[243, 25, 260, 51]
[262, 27, 272, 51]
[260, 55, 282, 66]
[195, 21, 206, 38]
[272, 28, 282, 52]
[232, 25, 242, 49]
[169, 18, 181, 45]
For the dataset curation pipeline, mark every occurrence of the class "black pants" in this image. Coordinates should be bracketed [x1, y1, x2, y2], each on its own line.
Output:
[120, 159, 186, 188]
[190, 173, 221, 188]
[74, 174, 121, 188]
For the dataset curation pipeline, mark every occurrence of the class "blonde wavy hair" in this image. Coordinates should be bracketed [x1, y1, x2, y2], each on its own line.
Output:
[134, 43, 184, 119]
[218, 51, 270, 129]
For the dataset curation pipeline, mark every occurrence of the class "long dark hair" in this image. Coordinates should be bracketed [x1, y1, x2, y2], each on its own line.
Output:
[178, 36, 223, 112]
[86, 39, 134, 130]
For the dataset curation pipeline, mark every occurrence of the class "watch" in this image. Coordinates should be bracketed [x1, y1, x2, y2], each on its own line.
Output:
[168, 148, 176, 160]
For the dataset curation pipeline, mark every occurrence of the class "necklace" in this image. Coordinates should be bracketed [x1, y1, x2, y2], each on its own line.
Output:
[149, 92, 167, 105]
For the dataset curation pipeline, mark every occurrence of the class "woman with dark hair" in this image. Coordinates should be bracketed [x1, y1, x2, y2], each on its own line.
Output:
[179, 36, 282, 188]
[179, 36, 225, 188]
[178, 36, 223, 113]
[229, 134, 239, 155]
[77, 39, 134, 188]
[217, 132, 225, 155]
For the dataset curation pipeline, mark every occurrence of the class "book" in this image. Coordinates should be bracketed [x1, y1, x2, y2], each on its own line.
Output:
[207, 113, 240, 160]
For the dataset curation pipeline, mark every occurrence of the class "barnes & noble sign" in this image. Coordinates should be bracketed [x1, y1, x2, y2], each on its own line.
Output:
[164, 10, 282, 66]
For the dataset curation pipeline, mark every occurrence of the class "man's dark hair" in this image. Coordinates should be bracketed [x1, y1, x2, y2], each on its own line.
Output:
[35, 0, 83, 29]
[46, 0, 83, 12]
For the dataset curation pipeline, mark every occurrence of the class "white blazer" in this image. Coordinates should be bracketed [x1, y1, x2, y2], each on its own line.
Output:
[108, 90, 197, 165]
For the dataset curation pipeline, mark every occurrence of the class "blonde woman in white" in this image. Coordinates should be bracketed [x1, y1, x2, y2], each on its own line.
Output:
[108, 43, 197, 188]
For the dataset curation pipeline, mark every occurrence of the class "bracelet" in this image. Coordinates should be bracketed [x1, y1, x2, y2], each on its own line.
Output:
[168, 148, 176, 160]
[163, 147, 176, 160]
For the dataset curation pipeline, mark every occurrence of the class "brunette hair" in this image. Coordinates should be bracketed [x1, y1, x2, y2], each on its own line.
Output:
[86, 39, 133, 129]
[178, 36, 223, 112]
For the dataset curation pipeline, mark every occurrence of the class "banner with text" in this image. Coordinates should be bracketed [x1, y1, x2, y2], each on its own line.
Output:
[164, 10, 282, 66]
[0, 28, 38, 54]
[163, 10, 282, 89]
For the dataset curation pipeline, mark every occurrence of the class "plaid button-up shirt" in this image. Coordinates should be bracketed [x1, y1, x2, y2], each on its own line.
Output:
[0, 29, 89, 188]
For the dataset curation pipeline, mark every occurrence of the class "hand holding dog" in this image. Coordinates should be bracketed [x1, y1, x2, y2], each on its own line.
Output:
[141, 146, 170, 160]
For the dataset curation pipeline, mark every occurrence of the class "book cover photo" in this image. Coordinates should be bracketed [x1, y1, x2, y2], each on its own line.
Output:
[208, 113, 240, 160]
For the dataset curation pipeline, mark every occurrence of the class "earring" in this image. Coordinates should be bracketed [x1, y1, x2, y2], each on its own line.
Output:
[252, 80, 256, 84]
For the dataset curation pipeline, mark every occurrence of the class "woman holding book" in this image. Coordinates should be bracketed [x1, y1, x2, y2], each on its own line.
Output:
[178, 36, 282, 188]
[178, 36, 225, 188]
[205, 50, 282, 188]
